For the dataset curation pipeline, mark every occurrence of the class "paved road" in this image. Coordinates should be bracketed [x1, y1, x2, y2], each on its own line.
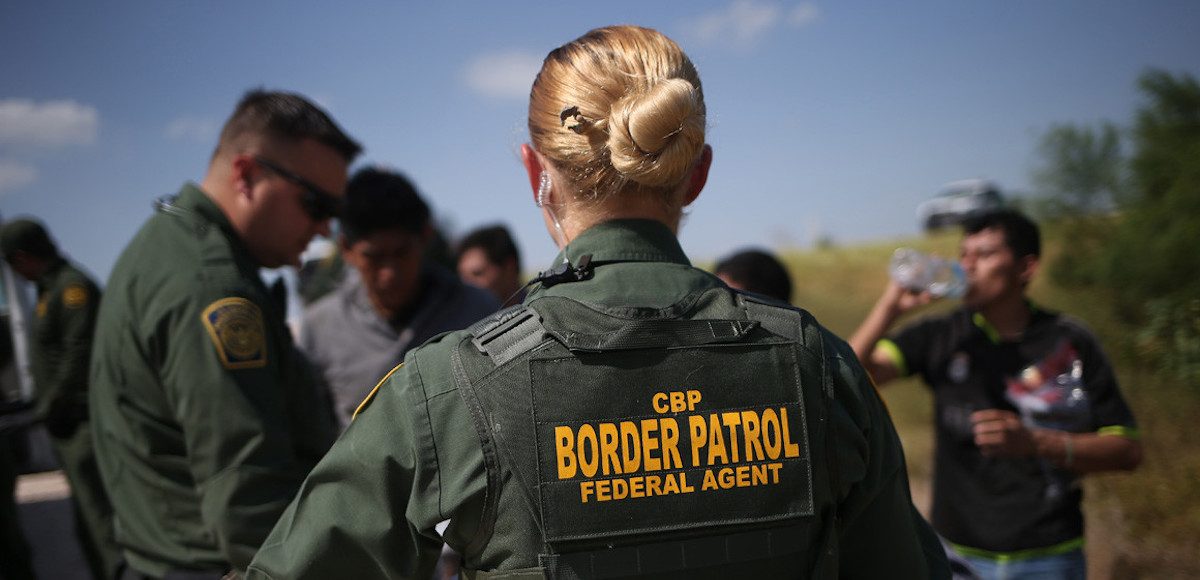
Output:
[16, 470, 90, 580]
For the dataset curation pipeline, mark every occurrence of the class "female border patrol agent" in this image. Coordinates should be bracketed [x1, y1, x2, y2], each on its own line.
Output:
[248, 25, 949, 580]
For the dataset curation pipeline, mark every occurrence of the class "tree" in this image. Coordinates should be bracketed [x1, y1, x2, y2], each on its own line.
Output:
[1103, 70, 1200, 380]
[1033, 122, 1124, 216]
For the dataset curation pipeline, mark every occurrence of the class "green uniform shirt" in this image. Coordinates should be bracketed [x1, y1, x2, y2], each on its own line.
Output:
[89, 183, 337, 576]
[248, 220, 948, 579]
[31, 259, 99, 435]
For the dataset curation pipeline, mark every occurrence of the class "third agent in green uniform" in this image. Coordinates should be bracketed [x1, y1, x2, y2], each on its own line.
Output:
[88, 91, 360, 579]
[248, 26, 948, 579]
[1, 217, 122, 579]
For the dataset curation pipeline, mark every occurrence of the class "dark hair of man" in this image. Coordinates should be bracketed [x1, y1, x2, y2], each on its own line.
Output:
[456, 224, 521, 268]
[714, 248, 793, 303]
[212, 89, 362, 163]
[340, 167, 431, 243]
[961, 209, 1041, 259]
[0, 218, 59, 261]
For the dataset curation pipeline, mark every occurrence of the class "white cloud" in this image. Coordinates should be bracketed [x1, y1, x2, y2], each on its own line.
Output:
[0, 160, 37, 193]
[684, 1, 820, 47]
[165, 116, 220, 143]
[788, 2, 821, 28]
[462, 50, 544, 100]
[0, 99, 98, 149]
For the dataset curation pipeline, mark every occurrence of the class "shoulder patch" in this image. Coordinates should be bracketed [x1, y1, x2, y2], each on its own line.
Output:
[201, 297, 268, 369]
[62, 284, 89, 309]
[353, 363, 404, 421]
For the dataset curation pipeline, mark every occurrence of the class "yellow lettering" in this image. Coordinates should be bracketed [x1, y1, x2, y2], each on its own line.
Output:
[741, 410, 764, 462]
[580, 480, 595, 503]
[641, 419, 661, 471]
[612, 477, 628, 500]
[702, 469, 718, 490]
[767, 462, 783, 483]
[689, 415, 707, 467]
[663, 473, 680, 494]
[620, 421, 641, 473]
[652, 392, 669, 414]
[707, 414, 728, 465]
[735, 465, 751, 487]
[751, 463, 768, 485]
[670, 391, 686, 412]
[718, 467, 735, 489]
[781, 407, 801, 458]
[578, 424, 598, 477]
[555, 426, 577, 479]
[595, 478, 611, 502]
[660, 418, 682, 470]
[761, 409, 782, 460]
[687, 390, 702, 411]
[680, 471, 695, 493]
[721, 412, 743, 463]
[599, 423, 622, 476]
[646, 475, 662, 496]
[629, 475, 645, 498]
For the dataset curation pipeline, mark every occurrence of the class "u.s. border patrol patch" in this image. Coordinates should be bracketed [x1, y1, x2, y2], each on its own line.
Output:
[62, 284, 89, 309]
[201, 297, 267, 369]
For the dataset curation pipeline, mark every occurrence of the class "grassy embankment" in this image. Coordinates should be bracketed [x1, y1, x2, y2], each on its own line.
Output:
[743, 229, 1199, 578]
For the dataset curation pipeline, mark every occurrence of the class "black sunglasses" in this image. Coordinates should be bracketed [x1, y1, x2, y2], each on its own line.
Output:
[254, 156, 343, 221]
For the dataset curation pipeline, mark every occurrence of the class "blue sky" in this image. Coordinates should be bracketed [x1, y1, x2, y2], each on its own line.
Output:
[2, 1, 1197, 281]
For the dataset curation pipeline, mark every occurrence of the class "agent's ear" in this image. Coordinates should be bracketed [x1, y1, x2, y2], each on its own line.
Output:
[521, 144, 546, 206]
[230, 154, 259, 198]
[683, 145, 713, 207]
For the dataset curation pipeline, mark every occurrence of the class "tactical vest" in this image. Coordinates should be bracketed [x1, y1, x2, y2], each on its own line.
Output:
[451, 287, 844, 579]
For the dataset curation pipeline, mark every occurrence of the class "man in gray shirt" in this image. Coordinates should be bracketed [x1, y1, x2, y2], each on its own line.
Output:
[301, 167, 499, 429]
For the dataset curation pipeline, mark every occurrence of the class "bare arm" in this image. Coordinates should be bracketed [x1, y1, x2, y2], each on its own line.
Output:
[971, 409, 1143, 474]
[848, 281, 932, 386]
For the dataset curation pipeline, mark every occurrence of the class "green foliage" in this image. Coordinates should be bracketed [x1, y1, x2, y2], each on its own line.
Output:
[1034, 69, 1200, 381]
[1033, 122, 1124, 216]
[1135, 298, 1200, 384]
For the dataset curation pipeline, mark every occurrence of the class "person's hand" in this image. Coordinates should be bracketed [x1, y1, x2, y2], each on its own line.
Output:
[883, 280, 935, 315]
[970, 409, 1036, 457]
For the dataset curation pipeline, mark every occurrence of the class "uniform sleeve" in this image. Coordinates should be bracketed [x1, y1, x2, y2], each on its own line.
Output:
[36, 279, 98, 424]
[158, 290, 318, 572]
[824, 335, 950, 579]
[246, 362, 444, 580]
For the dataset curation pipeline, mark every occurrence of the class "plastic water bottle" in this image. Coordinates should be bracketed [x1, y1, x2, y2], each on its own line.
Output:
[889, 248, 967, 298]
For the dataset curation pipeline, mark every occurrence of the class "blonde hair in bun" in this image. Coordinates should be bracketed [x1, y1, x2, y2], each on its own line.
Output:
[528, 25, 706, 204]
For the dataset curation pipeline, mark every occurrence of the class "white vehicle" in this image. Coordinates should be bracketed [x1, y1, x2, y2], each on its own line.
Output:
[917, 178, 1005, 232]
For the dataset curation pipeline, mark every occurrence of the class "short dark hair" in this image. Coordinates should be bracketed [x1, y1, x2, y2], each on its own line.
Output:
[714, 248, 793, 303]
[0, 218, 58, 261]
[340, 167, 431, 242]
[962, 209, 1041, 259]
[457, 224, 521, 269]
[214, 89, 362, 162]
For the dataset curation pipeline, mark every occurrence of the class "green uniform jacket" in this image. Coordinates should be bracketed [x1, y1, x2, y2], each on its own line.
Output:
[32, 259, 124, 579]
[89, 183, 337, 576]
[248, 220, 948, 579]
[32, 259, 99, 435]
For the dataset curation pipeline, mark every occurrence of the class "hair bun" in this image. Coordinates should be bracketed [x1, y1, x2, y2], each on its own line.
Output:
[607, 78, 705, 188]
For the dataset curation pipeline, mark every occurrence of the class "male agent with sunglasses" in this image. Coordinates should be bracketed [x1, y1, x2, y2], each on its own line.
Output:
[89, 90, 361, 580]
